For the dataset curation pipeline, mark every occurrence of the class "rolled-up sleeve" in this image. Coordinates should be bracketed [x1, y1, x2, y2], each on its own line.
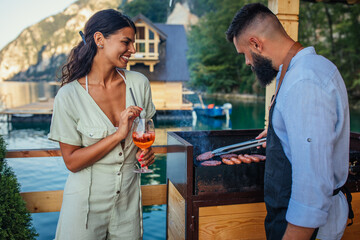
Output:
[48, 90, 81, 146]
[281, 79, 337, 228]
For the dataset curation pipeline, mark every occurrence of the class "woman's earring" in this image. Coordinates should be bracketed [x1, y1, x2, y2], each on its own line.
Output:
[97, 43, 103, 48]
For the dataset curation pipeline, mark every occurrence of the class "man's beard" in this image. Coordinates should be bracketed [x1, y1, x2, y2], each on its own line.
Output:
[250, 52, 278, 87]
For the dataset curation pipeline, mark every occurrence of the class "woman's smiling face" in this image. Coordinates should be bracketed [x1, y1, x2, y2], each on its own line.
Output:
[102, 27, 136, 68]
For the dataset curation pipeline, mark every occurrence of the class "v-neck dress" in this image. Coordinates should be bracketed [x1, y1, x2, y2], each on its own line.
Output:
[48, 70, 156, 240]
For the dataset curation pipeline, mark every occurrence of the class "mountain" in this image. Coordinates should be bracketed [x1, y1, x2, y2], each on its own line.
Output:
[0, 0, 123, 82]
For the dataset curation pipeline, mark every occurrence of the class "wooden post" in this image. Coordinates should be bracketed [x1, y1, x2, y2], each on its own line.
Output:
[265, 0, 299, 127]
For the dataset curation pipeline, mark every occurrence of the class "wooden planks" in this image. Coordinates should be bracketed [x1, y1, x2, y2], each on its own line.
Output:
[5, 145, 174, 158]
[150, 82, 192, 110]
[167, 181, 186, 240]
[199, 203, 267, 240]
[141, 184, 167, 206]
[0, 98, 54, 115]
[6, 149, 62, 158]
[198, 192, 360, 240]
[20, 184, 167, 213]
[20, 190, 63, 213]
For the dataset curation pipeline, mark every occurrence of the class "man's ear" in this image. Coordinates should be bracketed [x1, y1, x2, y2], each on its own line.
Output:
[249, 37, 263, 53]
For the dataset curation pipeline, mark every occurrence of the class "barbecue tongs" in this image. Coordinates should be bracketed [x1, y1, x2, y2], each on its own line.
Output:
[211, 138, 266, 156]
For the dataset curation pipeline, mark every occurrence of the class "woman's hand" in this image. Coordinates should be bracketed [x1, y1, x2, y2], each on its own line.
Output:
[136, 147, 155, 167]
[256, 128, 267, 148]
[116, 106, 142, 140]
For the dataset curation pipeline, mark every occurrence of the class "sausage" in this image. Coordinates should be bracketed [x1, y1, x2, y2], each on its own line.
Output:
[238, 154, 252, 164]
[222, 158, 235, 165]
[251, 154, 266, 161]
[230, 157, 242, 164]
[244, 154, 260, 162]
[201, 160, 222, 166]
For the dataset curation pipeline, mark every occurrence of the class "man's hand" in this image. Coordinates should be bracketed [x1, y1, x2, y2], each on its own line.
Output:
[256, 128, 267, 148]
[282, 223, 316, 240]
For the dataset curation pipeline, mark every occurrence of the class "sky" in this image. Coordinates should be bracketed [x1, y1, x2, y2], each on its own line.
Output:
[0, 0, 77, 50]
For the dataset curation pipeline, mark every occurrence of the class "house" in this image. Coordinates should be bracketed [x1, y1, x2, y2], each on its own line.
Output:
[127, 14, 192, 111]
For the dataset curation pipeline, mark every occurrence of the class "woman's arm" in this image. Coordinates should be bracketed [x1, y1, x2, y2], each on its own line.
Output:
[60, 105, 142, 172]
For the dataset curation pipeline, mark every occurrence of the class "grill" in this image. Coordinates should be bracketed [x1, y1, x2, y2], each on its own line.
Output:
[166, 130, 360, 240]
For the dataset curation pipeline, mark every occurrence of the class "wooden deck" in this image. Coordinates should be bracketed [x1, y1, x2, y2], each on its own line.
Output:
[0, 98, 54, 115]
[0, 98, 192, 116]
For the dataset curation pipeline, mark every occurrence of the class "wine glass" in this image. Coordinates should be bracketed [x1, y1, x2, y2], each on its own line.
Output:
[132, 118, 155, 173]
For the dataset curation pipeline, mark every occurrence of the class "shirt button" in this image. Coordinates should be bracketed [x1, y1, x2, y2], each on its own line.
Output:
[117, 172, 121, 176]
[307, 138, 312, 142]
[119, 152, 122, 156]
[89, 133, 93, 137]
[116, 190, 120, 194]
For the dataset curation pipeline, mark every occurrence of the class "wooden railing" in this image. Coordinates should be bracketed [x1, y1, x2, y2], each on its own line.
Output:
[5, 145, 179, 213]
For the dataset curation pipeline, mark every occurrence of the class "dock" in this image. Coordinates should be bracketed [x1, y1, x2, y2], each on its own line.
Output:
[0, 98, 54, 115]
[0, 98, 193, 122]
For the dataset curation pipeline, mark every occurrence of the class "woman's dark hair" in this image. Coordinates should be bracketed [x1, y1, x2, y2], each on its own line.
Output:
[61, 9, 136, 85]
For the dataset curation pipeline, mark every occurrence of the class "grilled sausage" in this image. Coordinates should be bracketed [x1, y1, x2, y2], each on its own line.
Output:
[251, 154, 266, 161]
[238, 154, 252, 164]
[230, 157, 242, 164]
[222, 158, 235, 165]
[245, 154, 260, 162]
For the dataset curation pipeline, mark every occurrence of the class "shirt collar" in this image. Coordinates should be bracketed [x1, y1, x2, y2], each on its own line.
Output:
[276, 46, 316, 82]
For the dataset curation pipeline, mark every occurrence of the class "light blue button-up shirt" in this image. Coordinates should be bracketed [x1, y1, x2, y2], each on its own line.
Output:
[272, 47, 350, 239]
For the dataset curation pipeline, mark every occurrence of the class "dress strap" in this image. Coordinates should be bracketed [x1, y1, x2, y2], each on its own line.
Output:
[116, 68, 127, 84]
[85, 75, 89, 93]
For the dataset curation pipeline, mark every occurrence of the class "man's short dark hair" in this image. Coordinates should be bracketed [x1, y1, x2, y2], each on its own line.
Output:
[226, 3, 276, 42]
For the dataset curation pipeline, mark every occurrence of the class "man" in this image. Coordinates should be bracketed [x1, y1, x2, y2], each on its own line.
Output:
[226, 3, 350, 240]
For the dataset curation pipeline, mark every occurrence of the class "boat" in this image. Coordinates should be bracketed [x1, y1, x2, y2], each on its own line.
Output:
[193, 103, 232, 118]
[192, 94, 232, 118]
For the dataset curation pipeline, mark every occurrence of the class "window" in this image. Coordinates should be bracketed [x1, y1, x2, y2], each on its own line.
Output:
[149, 43, 154, 53]
[136, 43, 146, 53]
[136, 27, 145, 39]
[149, 29, 154, 40]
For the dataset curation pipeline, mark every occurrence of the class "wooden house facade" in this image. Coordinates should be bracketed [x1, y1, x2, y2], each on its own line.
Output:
[128, 14, 192, 111]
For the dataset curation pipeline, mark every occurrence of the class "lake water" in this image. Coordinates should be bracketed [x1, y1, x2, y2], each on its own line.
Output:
[1, 82, 359, 239]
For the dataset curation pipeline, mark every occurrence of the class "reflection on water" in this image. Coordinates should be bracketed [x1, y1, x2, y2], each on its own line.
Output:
[1, 82, 360, 239]
[0, 81, 60, 109]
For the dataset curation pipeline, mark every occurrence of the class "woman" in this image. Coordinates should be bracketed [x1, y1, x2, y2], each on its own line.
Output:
[48, 9, 156, 239]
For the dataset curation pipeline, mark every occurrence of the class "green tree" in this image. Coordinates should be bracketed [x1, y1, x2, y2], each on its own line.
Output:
[187, 0, 359, 100]
[298, 1, 360, 101]
[187, 0, 264, 94]
[120, 0, 168, 23]
[0, 136, 38, 240]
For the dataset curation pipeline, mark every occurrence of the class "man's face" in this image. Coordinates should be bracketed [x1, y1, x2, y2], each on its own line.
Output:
[233, 36, 278, 87]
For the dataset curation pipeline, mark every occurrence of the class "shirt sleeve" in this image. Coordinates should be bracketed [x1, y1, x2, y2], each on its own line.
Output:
[48, 90, 82, 146]
[281, 79, 337, 228]
[144, 80, 156, 119]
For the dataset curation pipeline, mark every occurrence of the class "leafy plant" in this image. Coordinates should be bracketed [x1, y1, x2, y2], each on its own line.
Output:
[299, 1, 360, 100]
[121, 0, 169, 23]
[187, 0, 264, 94]
[0, 136, 38, 240]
